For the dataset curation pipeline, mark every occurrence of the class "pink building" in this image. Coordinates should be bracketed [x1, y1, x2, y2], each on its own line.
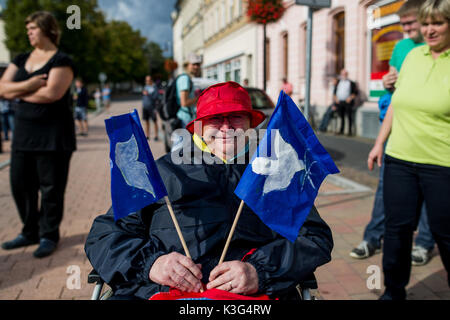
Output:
[260, 0, 406, 138]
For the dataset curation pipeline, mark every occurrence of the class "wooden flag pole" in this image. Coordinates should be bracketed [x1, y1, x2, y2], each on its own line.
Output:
[218, 200, 245, 265]
[164, 196, 205, 292]
[164, 196, 191, 259]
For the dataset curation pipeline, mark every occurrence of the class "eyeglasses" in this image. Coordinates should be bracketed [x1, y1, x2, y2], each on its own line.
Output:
[203, 113, 249, 126]
[400, 19, 417, 27]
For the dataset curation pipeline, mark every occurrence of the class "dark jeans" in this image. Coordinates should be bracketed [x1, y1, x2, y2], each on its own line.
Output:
[383, 155, 450, 299]
[10, 150, 72, 243]
[337, 101, 353, 135]
[319, 104, 336, 132]
[363, 152, 435, 250]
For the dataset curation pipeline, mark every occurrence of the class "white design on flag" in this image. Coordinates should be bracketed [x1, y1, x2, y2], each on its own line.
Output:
[115, 134, 155, 197]
[251, 129, 305, 194]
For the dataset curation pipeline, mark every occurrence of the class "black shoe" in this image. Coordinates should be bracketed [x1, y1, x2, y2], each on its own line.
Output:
[33, 238, 57, 258]
[379, 289, 406, 300]
[1, 234, 39, 250]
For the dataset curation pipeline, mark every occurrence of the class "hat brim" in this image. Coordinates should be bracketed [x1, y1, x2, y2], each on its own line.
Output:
[185, 106, 266, 134]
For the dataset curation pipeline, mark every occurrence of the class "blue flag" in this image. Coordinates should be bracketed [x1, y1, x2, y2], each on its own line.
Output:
[234, 92, 339, 242]
[105, 109, 168, 221]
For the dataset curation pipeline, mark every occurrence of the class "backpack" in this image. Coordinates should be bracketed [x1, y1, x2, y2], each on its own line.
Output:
[160, 74, 193, 121]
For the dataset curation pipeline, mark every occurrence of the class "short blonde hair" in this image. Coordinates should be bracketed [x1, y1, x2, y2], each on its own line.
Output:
[418, 0, 450, 23]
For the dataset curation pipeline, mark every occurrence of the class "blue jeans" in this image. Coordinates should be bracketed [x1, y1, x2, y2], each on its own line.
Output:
[363, 152, 435, 250]
[1, 111, 14, 140]
[319, 105, 336, 132]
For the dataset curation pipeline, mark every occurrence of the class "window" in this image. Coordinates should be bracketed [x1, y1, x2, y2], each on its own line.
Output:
[282, 32, 288, 79]
[334, 11, 345, 75]
[225, 62, 232, 81]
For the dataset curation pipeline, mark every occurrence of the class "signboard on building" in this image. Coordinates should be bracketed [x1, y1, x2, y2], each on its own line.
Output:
[295, 0, 331, 8]
[368, 0, 405, 99]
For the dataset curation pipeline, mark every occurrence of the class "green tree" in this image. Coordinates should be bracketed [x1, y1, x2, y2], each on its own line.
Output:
[143, 41, 167, 81]
[2, 0, 148, 85]
[101, 20, 148, 84]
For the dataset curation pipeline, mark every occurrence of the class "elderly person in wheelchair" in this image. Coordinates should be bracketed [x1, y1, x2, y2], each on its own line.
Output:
[85, 82, 333, 300]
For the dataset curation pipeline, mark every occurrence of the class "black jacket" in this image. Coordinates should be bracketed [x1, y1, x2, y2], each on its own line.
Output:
[85, 144, 333, 300]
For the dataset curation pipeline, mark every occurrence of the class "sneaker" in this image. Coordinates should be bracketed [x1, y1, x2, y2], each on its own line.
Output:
[33, 238, 57, 258]
[411, 245, 432, 266]
[349, 241, 380, 259]
[1, 234, 39, 250]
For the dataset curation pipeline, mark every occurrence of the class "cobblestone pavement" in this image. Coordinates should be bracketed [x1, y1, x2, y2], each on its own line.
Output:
[0, 100, 448, 300]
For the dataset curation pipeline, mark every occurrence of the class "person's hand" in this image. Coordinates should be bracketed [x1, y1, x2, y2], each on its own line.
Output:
[382, 70, 398, 91]
[206, 261, 258, 295]
[26, 74, 47, 92]
[368, 143, 384, 171]
[149, 252, 203, 292]
[346, 97, 353, 104]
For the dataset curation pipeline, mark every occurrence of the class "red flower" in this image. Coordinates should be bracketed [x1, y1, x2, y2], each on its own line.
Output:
[247, 0, 284, 24]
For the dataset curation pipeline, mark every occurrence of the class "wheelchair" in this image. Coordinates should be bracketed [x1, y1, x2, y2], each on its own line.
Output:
[88, 269, 318, 300]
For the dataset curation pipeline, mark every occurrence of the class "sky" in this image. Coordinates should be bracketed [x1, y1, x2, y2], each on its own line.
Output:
[98, 0, 177, 55]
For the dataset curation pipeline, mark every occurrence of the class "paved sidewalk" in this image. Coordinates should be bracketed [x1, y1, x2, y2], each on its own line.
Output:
[0, 100, 448, 300]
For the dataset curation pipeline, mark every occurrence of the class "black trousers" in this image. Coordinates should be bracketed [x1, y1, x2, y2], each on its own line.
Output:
[383, 155, 450, 299]
[337, 101, 353, 135]
[10, 150, 72, 243]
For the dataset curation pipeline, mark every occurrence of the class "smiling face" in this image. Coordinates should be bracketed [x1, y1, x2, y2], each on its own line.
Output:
[188, 62, 201, 77]
[202, 112, 251, 160]
[400, 13, 423, 43]
[421, 15, 450, 53]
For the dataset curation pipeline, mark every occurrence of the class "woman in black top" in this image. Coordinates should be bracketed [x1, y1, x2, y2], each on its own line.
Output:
[0, 11, 76, 258]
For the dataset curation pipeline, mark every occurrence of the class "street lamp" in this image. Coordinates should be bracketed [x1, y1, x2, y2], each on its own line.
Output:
[295, 0, 331, 122]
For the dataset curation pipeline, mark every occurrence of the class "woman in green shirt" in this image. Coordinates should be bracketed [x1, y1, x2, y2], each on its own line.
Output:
[368, 0, 450, 300]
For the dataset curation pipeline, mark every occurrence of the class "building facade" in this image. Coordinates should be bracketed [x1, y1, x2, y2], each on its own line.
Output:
[172, 0, 407, 138]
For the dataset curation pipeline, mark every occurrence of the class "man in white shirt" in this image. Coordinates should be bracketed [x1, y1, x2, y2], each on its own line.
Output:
[333, 69, 358, 136]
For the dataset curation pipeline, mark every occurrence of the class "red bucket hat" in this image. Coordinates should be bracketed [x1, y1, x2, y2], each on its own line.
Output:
[186, 81, 266, 134]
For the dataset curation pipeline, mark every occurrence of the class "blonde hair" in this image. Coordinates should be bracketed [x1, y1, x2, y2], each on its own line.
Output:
[25, 11, 61, 46]
[418, 0, 450, 22]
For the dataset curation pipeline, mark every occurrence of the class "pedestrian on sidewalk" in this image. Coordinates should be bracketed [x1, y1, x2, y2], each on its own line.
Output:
[319, 77, 339, 133]
[94, 87, 102, 112]
[102, 84, 111, 111]
[0, 11, 76, 258]
[74, 78, 89, 136]
[368, 0, 450, 300]
[280, 78, 293, 97]
[0, 98, 14, 141]
[350, 0, 436, 267]
[332, 69, 358, 136]
[142, 75, 160, 141]
[170, 52, 201, 152]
